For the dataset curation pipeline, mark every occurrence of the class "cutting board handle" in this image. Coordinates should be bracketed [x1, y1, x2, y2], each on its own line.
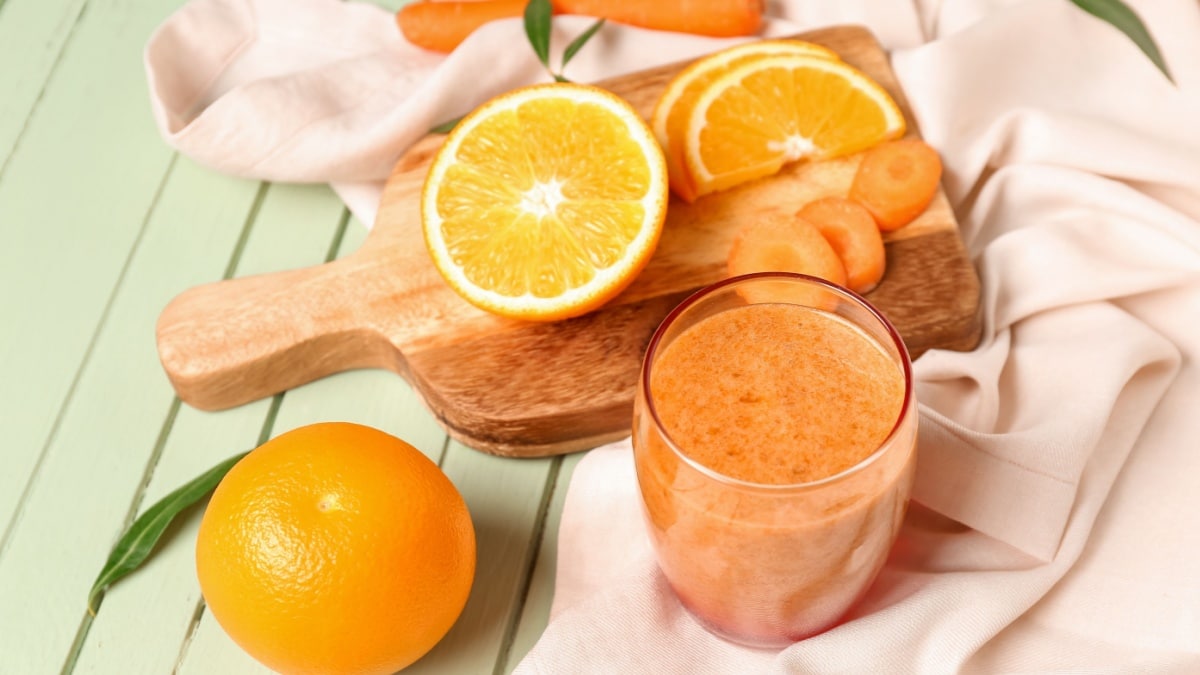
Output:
[156, 255, 397, 410]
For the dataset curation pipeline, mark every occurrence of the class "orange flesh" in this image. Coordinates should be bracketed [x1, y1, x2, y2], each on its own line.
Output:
[653, 42, 837, 203]
[797, 197, 886, 293]
[685, 55, 906, 199]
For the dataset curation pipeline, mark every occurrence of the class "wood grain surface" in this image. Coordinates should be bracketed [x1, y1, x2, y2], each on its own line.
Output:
[156, 25, 981, 457]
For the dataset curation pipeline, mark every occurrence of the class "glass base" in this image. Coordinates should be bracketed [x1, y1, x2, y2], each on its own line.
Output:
[673, 586, 845, 650]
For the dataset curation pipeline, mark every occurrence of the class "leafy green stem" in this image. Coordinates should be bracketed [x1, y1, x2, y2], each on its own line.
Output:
[1069, 0, 1173, 83]
[431, 0, 606, 134]
[87, 451, 249, 615]
[524, 0, 605, 84]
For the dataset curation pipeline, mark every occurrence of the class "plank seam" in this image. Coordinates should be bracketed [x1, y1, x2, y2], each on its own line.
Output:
[257, 393, 286, 444]
[0, 153, 179, 568]
[223, 182, 271, 279]
[60, 172, 266, 673]
[493, 454, 564, 675]
[59, 394, 182, 673]
[58, 608, 96, 675]
[0, 0, 92, 178]
[325, 208, 352, 262]
[168, 203, 346, 674]
[168, 395, 285, 675]
[435, 435, 452, 468]
[172, 596, 209, 675]
[127, 398, 184, 527]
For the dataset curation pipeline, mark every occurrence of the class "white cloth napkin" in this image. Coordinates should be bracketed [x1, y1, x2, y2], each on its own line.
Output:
[144, 0, 1200, 671]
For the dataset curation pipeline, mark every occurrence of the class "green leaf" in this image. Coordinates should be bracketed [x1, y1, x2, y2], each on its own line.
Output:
[524, 0, 553, 69]
[562, 19, 605, 69]
[553, 73, 570, 83]
[430, 116, 463, 134]
[1069, 0, 1173, 83]
[87, 451, 249, 615]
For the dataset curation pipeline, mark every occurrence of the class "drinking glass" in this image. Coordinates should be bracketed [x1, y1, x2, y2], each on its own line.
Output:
[632, 272, 917, 647]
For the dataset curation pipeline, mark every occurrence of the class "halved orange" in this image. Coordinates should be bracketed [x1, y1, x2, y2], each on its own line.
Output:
[422, 83, 668, 321]
[684, 54, 905, 198]
[651, 40, 839, 202]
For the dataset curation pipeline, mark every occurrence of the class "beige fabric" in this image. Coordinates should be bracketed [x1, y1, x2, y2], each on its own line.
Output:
[144, 0, 1200, 670]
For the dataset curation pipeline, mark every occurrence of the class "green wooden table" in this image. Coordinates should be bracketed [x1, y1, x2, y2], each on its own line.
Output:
[0, 0, 581, 671]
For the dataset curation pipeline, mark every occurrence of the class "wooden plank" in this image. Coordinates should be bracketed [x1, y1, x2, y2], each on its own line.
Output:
[71, 181, 346, 674]
[0, 0, 88, 166]
[0, 0, 179, 554]
[179, 407, 554, 674]
[71, 400, 276, 675]
[263, 219, 448, 462]
[176, 612, 275, 674]
[153, 25, 981, 458]
[0, 159, 259, 674]
[173, 210, 458, 674]
[405, 442, 555, 674]
[504, 451, 583, 672]
[172, 208, 559, 673]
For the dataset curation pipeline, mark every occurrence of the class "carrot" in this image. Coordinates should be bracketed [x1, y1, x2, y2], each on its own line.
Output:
[553, 0, 763, 37]
[397, 0, 531, 53]
[848, 138, 943, 232]
[797, 197, 886, 294]
[727, 215, 847, 289]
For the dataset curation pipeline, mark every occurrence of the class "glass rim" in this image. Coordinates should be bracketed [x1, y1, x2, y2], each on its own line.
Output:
[639, 272, 915, 493]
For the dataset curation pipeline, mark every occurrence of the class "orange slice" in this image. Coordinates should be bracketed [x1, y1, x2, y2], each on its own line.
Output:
[684, 54, 905, 198]
[422, 83, 668, 321]
[651, 40, 839, 202]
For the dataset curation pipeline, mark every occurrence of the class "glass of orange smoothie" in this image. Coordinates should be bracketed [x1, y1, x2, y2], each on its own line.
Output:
[633, 272, 917, 648]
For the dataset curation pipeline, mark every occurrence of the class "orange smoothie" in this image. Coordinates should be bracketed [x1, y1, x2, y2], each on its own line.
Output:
[634, 298, 916, 646]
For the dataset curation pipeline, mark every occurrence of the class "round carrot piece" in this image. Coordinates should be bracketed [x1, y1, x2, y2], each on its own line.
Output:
[849, 138, 942, 231]
[797, 197, 886, 294]
[727, 215, 847, 287]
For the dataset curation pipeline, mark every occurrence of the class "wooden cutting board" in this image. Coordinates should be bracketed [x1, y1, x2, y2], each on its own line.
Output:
[157, 25, 980, 458]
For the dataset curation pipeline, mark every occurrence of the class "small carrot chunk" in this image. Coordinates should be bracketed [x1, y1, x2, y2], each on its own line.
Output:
[797, 197, 886, 294]
[849, 138, 943, 232]
[553, 0, 763, 37]
[727, 215, 847, 287]
[397, 0, 530, 53]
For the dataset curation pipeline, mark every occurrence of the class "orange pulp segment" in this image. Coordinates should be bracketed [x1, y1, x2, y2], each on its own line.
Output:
[651, 40, 839, 202]
[684, 54, 905, 198]
[422, 83, 668, 321]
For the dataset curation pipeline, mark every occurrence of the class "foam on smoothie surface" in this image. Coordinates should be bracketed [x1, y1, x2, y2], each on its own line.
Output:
[649, 303, 905, 485]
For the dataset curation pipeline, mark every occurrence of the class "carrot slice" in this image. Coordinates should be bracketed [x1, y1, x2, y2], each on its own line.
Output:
[553, 0, 763, 37]
[849, 138, 943, 232]
[397, 0, 530, 53]
[797, 197, 886, 294]
[727, 215, 847, 286]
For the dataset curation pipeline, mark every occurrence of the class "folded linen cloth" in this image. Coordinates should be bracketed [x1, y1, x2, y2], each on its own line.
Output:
[144, 0, 1200, 671]
[144, 0, 926, 223]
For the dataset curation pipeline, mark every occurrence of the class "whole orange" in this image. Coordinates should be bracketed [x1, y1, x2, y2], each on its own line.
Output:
[195, 422, 475, 675]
